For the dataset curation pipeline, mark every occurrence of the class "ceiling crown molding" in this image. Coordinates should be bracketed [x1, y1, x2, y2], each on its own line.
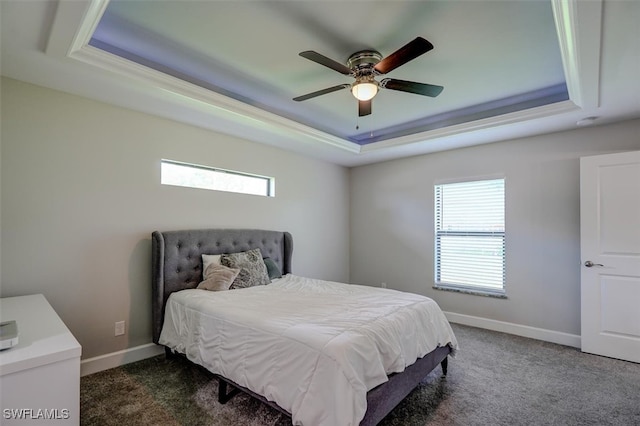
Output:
[46, 0, 109, 58]
[44, 0, 599, 163]
[551, 0, 602, 109]
[46, 0, 361, 155]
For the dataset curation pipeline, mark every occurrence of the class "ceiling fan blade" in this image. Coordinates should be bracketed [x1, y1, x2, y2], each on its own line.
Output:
[380, 78, 443, 97]
[293, 84, 350, 102]
[374, 37, 434, 75]
[359, 100, 372, 117]
[299, 51, 353, 75]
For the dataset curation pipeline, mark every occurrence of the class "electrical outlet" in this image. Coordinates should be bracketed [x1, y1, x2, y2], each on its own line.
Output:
[381, 282, 387, 288]
[115, 321, 125, 336]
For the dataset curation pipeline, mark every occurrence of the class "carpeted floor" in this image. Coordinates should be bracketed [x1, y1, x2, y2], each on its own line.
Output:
[80, 324, 640, 425]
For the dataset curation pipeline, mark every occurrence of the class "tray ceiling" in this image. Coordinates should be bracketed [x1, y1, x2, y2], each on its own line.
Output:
[89, 0, 567, 145]
[2, 0, 638, 166]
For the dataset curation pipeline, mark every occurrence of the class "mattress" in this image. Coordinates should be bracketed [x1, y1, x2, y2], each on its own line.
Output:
[159, 274, 458, 426]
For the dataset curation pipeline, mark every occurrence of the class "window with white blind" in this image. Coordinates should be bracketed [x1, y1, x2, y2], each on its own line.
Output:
[434, 178, 505, 295]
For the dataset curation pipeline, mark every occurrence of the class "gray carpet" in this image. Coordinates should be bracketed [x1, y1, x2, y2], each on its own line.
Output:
[81, 324, 640, 425]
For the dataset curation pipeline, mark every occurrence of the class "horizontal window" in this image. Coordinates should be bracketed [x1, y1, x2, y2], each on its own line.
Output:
[161, 159, 274, 197]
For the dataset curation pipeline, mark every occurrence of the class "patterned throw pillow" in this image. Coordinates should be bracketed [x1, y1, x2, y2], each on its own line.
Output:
[221, 248, 270, 289]
[197, 264, 240, 291]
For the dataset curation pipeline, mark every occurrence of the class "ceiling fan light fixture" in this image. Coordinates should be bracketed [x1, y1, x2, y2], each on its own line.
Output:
[352, 82, 378, 101]
[295, 38, 441, 115]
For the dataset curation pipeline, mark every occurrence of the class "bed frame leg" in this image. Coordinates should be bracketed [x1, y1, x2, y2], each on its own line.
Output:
[441, 357, 448, 376]
[218, 379, 241, 404]
[164, 346, 174, 359]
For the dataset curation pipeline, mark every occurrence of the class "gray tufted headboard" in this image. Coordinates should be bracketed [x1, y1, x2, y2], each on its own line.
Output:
[151, 228, 293, 343]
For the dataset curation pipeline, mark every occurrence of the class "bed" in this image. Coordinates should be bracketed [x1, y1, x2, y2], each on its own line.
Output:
[152, 228, 457, 426]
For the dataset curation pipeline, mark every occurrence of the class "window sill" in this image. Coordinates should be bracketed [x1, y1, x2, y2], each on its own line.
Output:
[433, 284, 507, 299]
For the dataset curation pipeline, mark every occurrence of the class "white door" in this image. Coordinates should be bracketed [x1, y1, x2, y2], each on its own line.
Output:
[580, 150, 640, 363]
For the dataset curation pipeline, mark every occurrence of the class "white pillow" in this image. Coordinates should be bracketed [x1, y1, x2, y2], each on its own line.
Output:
[201, 254, 221, 279]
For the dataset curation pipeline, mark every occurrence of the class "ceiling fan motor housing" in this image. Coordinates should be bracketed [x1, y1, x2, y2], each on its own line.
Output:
[347, 50, 383, 74]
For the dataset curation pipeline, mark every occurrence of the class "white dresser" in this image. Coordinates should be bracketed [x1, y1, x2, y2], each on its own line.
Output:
[0, 294, 82, 425]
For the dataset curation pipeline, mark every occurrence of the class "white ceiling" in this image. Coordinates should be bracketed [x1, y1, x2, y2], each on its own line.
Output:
[1, 0, 639, 167]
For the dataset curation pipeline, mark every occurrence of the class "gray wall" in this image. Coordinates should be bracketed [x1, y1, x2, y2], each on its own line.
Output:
[3, 75, 640, 360]
[0, 77, 350, 359]
[350, 119, 640, 336]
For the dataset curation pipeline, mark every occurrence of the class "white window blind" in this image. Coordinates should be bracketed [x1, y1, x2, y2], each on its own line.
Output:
[435, 178, 505, 293]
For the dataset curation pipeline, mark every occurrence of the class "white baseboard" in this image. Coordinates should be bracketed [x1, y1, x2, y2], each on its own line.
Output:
[444, 311, 581, 348]
[80, 343, 165, 377]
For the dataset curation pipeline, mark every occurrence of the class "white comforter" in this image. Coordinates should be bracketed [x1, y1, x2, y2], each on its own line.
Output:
[159, 274, 458, 426]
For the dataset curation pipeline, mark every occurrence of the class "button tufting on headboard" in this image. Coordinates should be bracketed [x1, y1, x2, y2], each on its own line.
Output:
[151, 229, 293, 344]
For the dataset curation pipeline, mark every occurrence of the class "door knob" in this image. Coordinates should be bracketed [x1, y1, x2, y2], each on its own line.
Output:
[584, 261, 604, 267]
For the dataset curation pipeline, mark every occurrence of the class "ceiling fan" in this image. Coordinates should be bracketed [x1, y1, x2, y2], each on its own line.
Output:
[293, 37, 443, 117]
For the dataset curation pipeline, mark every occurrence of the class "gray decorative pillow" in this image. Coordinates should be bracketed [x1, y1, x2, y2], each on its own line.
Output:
[221, 248, 270, 289]
[263, 257, 282, 280]
[197, 264, 240, 291]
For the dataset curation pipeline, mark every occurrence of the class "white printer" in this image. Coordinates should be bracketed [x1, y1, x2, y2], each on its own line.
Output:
[0, 320, 19, 350]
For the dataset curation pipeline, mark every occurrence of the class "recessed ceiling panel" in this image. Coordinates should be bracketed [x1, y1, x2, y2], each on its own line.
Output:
[90, 0, 568, 145]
